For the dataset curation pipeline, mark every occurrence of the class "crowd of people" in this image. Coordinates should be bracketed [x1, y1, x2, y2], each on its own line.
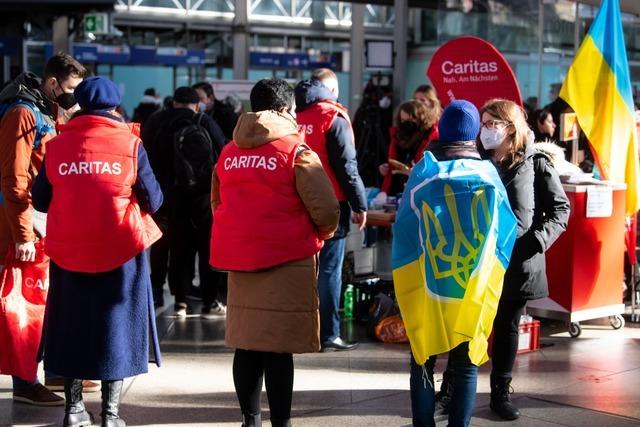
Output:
[0, 52, 574, 427]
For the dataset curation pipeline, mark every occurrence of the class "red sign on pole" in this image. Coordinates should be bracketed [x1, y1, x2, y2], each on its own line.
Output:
[427, 36, 523, 110]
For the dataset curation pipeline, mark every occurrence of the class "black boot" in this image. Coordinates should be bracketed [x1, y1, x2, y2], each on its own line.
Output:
[434, 369, 453, 415]
[63, 378, 93, 427]
[101, 380, 126, 427]
[270, 417, 291, 427]
[490, 376, 520, 420]
[241, 412, 262, 427]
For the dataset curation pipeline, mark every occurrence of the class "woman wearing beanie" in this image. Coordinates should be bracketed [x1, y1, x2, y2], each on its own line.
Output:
[32, 76, 164, 427]
[398, 100, 517, 427]
[477, 98, 569, 420]
[379, 100, 440, 195]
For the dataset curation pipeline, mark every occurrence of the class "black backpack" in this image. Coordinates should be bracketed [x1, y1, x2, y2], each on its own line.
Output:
[173, 113, 215, 193]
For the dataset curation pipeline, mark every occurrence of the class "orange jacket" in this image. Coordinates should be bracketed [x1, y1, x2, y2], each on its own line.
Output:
[0, 107, 56, 260]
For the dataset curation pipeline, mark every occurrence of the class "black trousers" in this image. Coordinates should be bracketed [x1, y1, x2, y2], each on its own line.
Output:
[491, 298, 528, 379]
[233, 349, 293, 422]
[150, 213, 170, 295]
[169, 203, 222, 307]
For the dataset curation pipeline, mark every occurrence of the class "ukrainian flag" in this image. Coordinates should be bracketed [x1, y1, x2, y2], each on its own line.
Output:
[392, 152, 517, 366]
[560, 0, 640, 215]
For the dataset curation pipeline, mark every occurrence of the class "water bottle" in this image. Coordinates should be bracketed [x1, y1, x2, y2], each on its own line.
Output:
[344, 284, 354, 319]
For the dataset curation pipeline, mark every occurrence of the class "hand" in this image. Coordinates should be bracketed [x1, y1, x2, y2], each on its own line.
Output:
[379, 163, 390, 176]
[15, 241, 36, 262]
[351, 211, 367, 230]
[390, 160, 414, 176]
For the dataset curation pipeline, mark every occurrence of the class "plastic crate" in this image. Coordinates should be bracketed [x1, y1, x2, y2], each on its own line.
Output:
[488, 319, 540, 356]
[516, 320, 540, 354]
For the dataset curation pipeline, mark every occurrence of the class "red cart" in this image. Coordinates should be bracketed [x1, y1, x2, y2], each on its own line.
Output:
[527, 183, 626, 337]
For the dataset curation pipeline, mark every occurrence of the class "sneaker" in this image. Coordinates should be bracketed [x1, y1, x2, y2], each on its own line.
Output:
[174, 302, 188, 318]
[201, 302, 227, 319]
[45, 378, 100, 393]
[13, 383, 65, 406]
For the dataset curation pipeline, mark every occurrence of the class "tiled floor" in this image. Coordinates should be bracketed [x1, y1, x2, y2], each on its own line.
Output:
[2, 300, 640, 427]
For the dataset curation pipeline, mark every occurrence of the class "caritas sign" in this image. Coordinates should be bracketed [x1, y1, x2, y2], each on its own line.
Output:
[427, 36, 522, 109]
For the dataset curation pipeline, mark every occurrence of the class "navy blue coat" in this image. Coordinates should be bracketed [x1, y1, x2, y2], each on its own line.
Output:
[33, 115, 163, 380]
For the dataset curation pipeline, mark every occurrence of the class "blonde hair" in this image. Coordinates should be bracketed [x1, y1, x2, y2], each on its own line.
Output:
[480, 98, 530, 169]
[413, 85, 443, 118]
[396, 100, 438, 130]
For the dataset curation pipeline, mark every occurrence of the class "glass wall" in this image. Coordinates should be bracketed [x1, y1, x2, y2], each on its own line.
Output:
[411, 1, 640, 107]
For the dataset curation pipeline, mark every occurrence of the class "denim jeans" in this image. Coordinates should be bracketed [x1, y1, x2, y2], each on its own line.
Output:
[318, 237, 346, 342]
[410, 342, 478, 427]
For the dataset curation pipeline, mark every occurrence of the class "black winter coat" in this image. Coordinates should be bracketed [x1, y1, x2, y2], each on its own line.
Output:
[498, 142, 570, 300]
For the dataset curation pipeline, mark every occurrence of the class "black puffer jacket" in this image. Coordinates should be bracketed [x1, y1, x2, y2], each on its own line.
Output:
[498, 141, 570, 300]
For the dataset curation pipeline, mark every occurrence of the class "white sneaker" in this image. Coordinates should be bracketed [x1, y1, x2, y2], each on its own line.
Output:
[201, 302, 226, 319]
[174, 303, 188, 318]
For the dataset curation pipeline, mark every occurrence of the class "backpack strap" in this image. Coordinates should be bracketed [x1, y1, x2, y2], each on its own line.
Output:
[0, 100, 54, 205]
[9, 99, 55, 150]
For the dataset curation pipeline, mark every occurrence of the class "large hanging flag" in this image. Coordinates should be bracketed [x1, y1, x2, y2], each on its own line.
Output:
[560, 0, 640, 215]
[392, 152, 517, 366]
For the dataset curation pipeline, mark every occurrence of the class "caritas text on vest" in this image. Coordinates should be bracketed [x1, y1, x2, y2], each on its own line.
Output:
[224, 155, 277, 171]
[58, 161, 123, 176]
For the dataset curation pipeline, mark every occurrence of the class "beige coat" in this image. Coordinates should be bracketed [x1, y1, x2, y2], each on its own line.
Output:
[211, 110, 340, 353]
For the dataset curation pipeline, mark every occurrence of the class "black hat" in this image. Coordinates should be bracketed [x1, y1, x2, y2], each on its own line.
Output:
[173, 86, 200, 104]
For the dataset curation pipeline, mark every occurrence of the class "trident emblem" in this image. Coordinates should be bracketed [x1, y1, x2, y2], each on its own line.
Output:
[421, 183, 492, 299]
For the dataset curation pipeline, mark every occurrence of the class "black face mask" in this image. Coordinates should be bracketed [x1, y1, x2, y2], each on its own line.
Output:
[397, 121, 420, 140]
[54, 84, 77, 110]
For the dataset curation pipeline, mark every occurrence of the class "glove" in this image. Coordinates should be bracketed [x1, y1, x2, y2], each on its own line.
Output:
[15, 241, 36, 262]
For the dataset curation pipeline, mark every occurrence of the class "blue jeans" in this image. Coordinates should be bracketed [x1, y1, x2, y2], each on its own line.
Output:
[318, 237, 346, 342]
[410, 343, 478, 427]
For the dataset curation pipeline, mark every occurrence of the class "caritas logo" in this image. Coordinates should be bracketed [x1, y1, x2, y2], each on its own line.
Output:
[427, 36, 522, 110]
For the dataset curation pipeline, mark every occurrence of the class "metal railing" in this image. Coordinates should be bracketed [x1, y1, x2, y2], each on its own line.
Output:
[115, 0, 395, 28]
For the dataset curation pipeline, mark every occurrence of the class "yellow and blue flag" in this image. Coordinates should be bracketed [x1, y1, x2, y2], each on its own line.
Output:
[392, 152, 517, 366]
[560, 0, 640, 215]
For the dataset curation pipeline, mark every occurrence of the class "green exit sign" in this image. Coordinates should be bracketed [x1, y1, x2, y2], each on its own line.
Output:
[84, 13, 109, 35]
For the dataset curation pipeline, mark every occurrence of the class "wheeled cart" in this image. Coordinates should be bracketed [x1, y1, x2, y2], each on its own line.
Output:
[527, 184, 626, 337]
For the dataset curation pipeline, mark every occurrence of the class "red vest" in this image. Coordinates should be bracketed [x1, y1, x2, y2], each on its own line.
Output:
[45, 115, 162, 273]
[382, 125, 439, 194]
[296, 101, 354, 201]
[210, 134, 323, 271]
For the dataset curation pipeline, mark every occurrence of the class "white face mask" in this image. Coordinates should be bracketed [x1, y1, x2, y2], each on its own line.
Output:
[198, 101, 208, 112]
[480, 127, 506, 150]
[378, 96, 392, 109]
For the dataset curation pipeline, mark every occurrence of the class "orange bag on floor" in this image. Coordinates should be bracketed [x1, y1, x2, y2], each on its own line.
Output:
[0, 240, 49, 382]
[374, 314, 409, 343]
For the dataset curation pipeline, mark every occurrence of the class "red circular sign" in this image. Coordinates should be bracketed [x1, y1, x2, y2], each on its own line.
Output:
[427, 36, 523, 110]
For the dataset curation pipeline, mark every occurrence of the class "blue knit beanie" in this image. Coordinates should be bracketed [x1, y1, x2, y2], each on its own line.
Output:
[74, 76, 122, 110]
[438, 100, 480, 143]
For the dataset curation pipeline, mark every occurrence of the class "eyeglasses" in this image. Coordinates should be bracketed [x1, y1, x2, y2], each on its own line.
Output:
[481, 119, 510, 129]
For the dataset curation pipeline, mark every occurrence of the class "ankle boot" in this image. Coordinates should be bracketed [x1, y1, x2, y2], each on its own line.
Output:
[270, 417, 292, 427]
[101, 380, 126, 427]
[63, 378, 92, 427]
[490, 376, 520, 420]
[434, 369, 453, 415]
[241, 412, 261, 427]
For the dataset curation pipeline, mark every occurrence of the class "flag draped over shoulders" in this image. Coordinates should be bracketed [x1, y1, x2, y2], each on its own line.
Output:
[560, 0, 640, 215]
[392, 152, 516, 366]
